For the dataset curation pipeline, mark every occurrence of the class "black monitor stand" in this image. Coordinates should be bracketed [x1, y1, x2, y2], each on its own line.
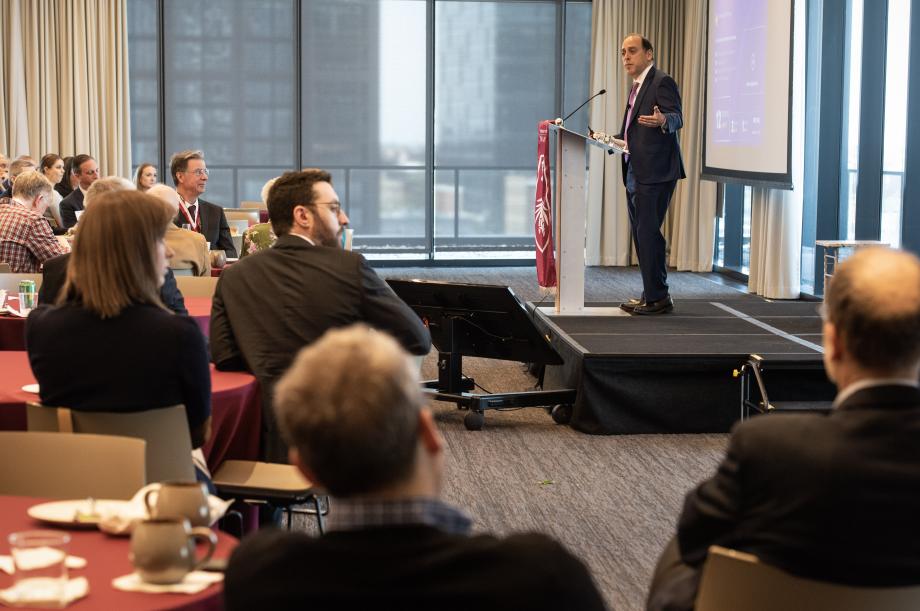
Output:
[387, 279, 577, 430]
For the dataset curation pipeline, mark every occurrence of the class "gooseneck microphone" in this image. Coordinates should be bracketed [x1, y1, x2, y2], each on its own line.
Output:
[560, 89, 606, 124]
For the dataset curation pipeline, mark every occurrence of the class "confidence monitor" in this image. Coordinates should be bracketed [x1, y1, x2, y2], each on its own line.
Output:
[387, 279, 576, 430]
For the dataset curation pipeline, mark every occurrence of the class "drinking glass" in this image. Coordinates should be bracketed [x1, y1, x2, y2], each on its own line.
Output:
[8, 531, 70, 608]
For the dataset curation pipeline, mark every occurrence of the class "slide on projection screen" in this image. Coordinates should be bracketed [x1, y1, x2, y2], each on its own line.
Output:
[701, 0, 794, 189]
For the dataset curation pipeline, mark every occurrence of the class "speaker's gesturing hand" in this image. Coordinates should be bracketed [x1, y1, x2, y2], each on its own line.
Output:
[637, 105, 665, 128]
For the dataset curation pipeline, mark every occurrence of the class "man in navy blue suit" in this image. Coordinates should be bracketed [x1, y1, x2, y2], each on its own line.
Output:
[615, 34, 685, 315]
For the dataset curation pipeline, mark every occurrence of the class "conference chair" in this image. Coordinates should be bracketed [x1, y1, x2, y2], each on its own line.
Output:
[695, 545, 920, 611]
[0, 431, 145, 500]
[224, 209, 260, 227]
[26, 402, 326, 532]
[174, 275, 219, 297]
[171, 267, 195, 277]
[239, 200, 267, 211]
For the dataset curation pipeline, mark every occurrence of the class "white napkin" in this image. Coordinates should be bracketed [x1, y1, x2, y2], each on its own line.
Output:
[111, 571, 222, 594]
[0, 553, 86, 575]
[97, 483, 233, 535]
[0, 576, 88, 607]
[0, 304, 28, 318]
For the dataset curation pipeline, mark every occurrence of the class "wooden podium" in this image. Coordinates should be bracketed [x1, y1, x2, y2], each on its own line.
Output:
[548, 124, 626, 314]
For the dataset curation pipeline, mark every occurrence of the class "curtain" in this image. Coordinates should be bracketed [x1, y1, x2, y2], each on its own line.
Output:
[747, 0, 806, 298]
[587, 0, 716, 271]
[0, 0, 131, 177]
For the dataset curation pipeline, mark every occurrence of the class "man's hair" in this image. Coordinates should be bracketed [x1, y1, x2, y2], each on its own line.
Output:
[60, 191, 174, 318]
[260, 177, 278, 205]
[824, 247, 920, 370]
[266, 168, 333, 237]
[9, 158, 36, 178]
[39, 154, 62, 173]
[71, 154, 95, 175]
[146, 183, 182, 215]
[11, 170, 52, 200]
[84, 176, 135, 207]
[625, 33, 653, 53]
[169, 150, 205, 185]
[274, 324, 424, 497]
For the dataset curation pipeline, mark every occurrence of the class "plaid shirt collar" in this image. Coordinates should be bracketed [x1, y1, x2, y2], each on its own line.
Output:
[327, 497, 473, 536]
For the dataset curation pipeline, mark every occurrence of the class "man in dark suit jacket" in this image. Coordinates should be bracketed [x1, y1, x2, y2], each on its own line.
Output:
[647, 247, 920, 611]
[614, 35, 685, 316]
[39, 252, 188, 315]
[59, 155, 99, 229]
[210, 169, 430, 462]
[224, 324, 606, 611]
[169, 150, 237, 257]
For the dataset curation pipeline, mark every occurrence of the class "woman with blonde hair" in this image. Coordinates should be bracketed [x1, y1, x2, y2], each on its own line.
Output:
[26, 191, 212, 464]
[134, 162, 158, 192]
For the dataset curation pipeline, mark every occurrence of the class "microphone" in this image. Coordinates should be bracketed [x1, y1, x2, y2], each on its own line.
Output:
[560, 89, 606, 124]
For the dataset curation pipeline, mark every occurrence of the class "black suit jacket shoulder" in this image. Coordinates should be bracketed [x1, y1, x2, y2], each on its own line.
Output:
[225, 525, 606, 611]
[59, 189, 84, 229]
[210, 234, 431, 378]
[198, 199, 237, 258]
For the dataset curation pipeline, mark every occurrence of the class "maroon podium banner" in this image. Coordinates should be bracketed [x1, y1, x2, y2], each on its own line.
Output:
[534, 120, 557, 288]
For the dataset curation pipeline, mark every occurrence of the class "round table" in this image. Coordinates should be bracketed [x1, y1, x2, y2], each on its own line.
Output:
[0, 352, 260, 471]
[0, 495, 236, 610]
[0, 298, 213, 351]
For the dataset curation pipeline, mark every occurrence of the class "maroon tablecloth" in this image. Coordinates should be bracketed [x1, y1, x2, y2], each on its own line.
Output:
[0, 352, 260, 470]
[0, 495, 236, 610]
[0, 298, 213, 350]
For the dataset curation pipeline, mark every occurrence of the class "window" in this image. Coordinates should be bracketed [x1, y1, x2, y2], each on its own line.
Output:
[881, 0, 911, 248]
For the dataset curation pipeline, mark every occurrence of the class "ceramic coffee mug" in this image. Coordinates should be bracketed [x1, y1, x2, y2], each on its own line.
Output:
[144, 481, 211, 527]
[130, 518, 217, 585]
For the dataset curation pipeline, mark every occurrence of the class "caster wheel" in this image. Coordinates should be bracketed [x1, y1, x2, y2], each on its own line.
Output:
[550, 404, 572, 425]
[464, 411, 485, 431]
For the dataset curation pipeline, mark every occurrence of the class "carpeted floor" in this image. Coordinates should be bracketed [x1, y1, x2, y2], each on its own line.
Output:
[291, 267, 739, 611]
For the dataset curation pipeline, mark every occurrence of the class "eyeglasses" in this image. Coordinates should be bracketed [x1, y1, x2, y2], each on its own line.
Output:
[182, 168, 210, 177]
[314, 201, 343, 216]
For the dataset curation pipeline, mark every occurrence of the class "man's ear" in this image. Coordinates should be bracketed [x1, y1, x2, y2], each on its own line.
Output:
[417, 408, 444, 456]
[289, 447, 319, 485]
[292, 204, 312, 231]
[823, 321, 842, 363]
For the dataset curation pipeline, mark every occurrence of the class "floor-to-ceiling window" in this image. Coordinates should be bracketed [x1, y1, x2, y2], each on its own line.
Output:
[127, 0, 592, 263]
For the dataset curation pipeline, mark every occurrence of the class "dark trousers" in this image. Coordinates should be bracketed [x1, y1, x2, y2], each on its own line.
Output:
[625, 163, 676, 303]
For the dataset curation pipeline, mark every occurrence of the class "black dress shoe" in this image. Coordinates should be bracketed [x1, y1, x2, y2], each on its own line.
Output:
[619, 297, 643, 313]
[632, 295, 674, 315]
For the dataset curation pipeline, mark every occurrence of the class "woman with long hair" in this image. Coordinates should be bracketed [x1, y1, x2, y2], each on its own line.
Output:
[55, 156, 76, 199]
[39, 153, 66, 227]
[134, 162, 158, 192]
[26, 191, 212, 466]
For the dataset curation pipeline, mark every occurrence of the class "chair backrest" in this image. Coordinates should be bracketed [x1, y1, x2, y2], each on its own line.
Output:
[174, 275, 219, 297]
[224, 209, 260, 227]
[696, 546, 920, 611]
[0, 431, 145, 499]
[26, 403, 196, 484]
[0, 272, 42, 292]
[239, 200, 267, 211]
[171, 267, 195, 277]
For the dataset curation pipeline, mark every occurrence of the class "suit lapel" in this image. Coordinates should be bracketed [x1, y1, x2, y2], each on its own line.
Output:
[628, 65, 656, 132]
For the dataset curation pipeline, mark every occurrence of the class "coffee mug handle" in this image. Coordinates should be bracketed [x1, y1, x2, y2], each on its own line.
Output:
[188, 528, 218, 570]
[143, 489, 157, 516]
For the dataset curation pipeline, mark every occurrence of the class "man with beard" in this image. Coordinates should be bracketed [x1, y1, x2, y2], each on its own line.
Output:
[210, 168, 431, 462]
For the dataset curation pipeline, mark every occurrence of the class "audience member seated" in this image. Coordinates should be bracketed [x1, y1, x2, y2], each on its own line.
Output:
[26, 191, 211, 457]
[210, 168, 431, 462]
[39, 154, 67, 232]
[646, 246, 920, 611]
[0, 171, 69, 272]
[59, 154, 100, 229]
[134, 162, 157, 192]
[0, 156, 37, 199]
[55, 156, 76, 199]
[0, 153, 8, 182]
[240, 178, 279, 258]
[225, 325, 606, 611]
[148, 183, 209, 276]
[38, 178, 188, 315]
[169, 149, 237, 257]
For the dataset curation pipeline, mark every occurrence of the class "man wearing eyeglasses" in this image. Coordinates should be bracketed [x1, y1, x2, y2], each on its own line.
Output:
[59, 154, 99, 229]
[169, 150, 237, 258]
[210, 168, 431, 463]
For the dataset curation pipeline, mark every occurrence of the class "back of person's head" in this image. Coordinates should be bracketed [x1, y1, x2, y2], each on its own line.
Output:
[260, 177, 278, 205]
[71, 154, 94, 175]
[9, 157, 36, 178]
[11, 170, 52, 201]
[274, 324, 424, 497]
[61, 191, 174, 318]
[266, 168, 332, 237]
[169, 150, 204, 185]
[146, 183, 182, 216]
[84, 176, 135, 207]
[824, 247, 920, 371]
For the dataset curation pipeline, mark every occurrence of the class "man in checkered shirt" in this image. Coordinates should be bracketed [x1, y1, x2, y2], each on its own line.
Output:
[0, 171, 69, 272]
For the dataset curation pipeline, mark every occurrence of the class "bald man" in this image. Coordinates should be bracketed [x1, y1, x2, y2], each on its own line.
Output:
[647, 247, 920, 611]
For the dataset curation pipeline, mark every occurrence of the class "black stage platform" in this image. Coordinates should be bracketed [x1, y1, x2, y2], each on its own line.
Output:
[534, 299, 837, 434]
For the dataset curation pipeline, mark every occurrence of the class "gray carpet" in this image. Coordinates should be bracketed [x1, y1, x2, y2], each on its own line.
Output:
[291, 267, 738, 611]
